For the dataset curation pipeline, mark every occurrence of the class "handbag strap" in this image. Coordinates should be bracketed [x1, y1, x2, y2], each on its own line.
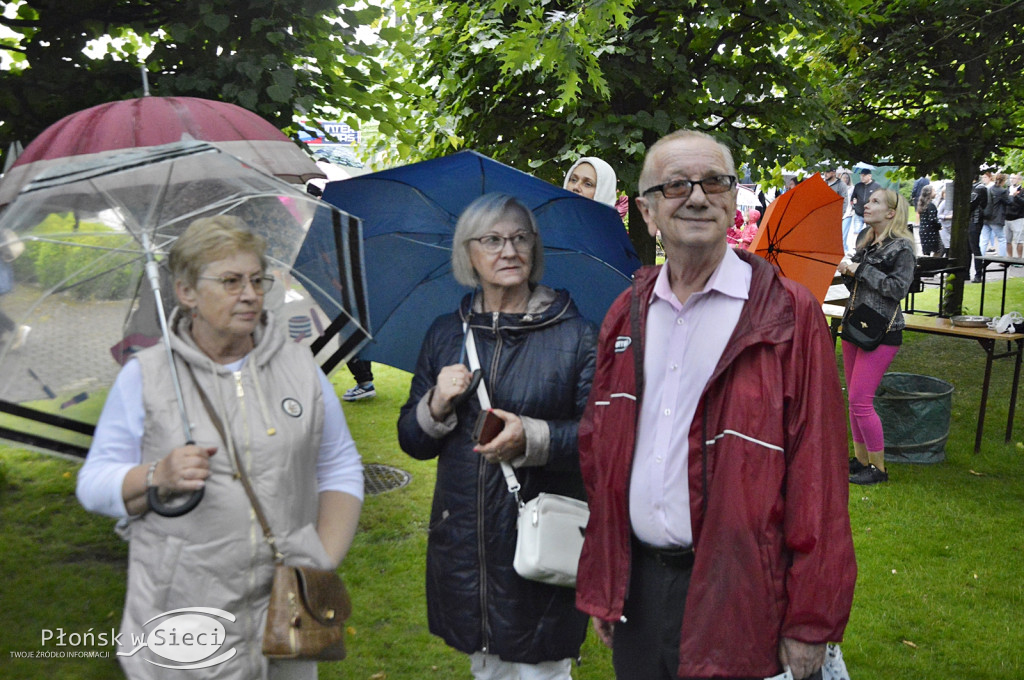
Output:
[183, 362, 284, 562]
[462, 320, 522, 503]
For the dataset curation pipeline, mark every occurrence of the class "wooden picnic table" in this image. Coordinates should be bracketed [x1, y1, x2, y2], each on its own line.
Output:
[823, 303, 1024, 454]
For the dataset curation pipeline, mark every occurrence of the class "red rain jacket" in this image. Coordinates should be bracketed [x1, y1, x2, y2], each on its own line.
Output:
[576, 251, 856, 678]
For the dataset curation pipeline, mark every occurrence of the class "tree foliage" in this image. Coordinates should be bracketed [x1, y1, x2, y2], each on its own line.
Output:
[378, 0, 852, 261]
[0, 0, 391, 154]
[823, 0, 1024, 313]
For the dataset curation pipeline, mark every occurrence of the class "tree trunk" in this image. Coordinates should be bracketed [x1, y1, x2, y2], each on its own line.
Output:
[628, 197, 656, 265]
[943, 145, 979, 317]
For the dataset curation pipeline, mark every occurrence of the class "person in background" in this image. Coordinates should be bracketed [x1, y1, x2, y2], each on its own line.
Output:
[936, 185, 953, 255]
[917, 185, 943, 256]
[911, 174, 931, 205]
[564, 156, 619, 207]
[398, 193, 595, 680]
[848, 168, 881, 254]
[970, 173, 990, 282]
[1005, 177, 1024, 261]
[306, 182, 378, 402]
[577, 130, 856, 680]
[77, 216, 363, 680]
[0, 230, 30, 351]
[746, 207, 761, 230]
[840, 171, 855, 248]
[838, 189, 916, 485]
[825, 167, 850, 251]
[981, 173, 1009, 257]
[343, 357, 376, 401]
[726, 208, 759, 250]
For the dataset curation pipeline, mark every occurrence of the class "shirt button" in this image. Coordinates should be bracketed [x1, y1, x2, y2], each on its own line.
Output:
[676, 318, 684, 325]
[664, 408, 671, 416]
[671, 364, 679, 371]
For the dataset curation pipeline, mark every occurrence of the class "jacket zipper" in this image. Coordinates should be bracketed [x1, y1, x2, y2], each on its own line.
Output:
[476, 312, 502, 654]
[233, 369, 261, 658]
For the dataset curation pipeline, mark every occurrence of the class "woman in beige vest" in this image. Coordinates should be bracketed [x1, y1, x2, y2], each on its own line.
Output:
[77, 216, 363, 679]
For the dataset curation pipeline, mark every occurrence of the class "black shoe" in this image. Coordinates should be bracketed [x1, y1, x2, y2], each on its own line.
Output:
[849, 457, 867, 475]
[972, 276, 983, 284]
[850, 464, 889, 485]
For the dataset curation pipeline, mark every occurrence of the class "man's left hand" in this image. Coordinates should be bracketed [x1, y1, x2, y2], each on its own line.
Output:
[778, 638, 825, 680]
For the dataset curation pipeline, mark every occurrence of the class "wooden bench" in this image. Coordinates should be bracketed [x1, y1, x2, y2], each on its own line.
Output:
[823, 304, 1024, 454]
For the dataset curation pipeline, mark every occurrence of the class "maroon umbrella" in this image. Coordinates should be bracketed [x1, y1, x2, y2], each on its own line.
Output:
[0, 96, 323, 206]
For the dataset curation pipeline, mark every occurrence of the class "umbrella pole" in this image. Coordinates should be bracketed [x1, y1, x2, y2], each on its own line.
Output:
[142, 233, 204, 516]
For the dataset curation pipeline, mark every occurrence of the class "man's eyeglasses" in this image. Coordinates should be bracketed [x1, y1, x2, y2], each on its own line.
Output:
[642, 175, 737, 200]
[198, 273, 275, 295]
[470, 232, 536, 254]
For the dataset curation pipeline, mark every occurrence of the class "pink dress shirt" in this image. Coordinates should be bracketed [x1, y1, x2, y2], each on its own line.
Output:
[629, 247, 752, 547]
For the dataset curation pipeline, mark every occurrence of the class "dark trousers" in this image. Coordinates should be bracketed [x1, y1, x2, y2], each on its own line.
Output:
[0, 306, 13, 336]
[612, 544, 692, 680]
[612, 544, 821, 680]
[969, 222, 984, 278]
[346, 358, 373, 385]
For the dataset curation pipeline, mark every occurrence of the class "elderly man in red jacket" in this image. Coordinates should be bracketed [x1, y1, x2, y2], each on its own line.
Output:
[576, 130, 856, 680]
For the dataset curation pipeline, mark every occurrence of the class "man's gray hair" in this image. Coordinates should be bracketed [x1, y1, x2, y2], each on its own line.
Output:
[638, 130, 737, 195]
[451, 193, 545, 287]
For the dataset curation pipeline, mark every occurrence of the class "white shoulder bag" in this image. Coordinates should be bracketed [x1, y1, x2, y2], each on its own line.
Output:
[464, 324, 589, 588]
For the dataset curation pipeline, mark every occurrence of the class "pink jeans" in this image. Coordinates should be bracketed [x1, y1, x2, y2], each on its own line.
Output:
[842, 341, 900, 452]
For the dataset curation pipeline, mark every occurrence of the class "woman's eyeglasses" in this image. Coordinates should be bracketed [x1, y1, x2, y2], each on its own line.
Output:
[198, 273, 275, 295]
[470, 232, 536, 254]
[642, 175, 737, 200]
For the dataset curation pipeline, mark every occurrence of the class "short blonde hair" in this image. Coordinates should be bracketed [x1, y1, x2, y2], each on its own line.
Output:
[168, 215, 267, 287]
[451, 194, 544, 287]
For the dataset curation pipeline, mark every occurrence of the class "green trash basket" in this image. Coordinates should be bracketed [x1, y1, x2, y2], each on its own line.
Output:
[875, 373, 953, 464]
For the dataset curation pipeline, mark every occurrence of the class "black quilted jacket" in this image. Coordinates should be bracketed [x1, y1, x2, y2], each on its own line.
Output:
[398, 286, 595, 663]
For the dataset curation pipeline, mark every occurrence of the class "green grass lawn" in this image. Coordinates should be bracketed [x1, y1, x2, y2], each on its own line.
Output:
[1, 279, 1023, 679]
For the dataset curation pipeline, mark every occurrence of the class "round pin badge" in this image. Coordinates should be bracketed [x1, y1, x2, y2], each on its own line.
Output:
[281, 398, 303, 418]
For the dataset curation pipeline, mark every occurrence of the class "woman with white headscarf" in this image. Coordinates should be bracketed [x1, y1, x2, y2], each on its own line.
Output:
[563, 157, 618, 207]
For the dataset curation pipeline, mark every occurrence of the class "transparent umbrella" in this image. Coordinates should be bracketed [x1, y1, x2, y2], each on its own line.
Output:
[0, 141, 370, 509]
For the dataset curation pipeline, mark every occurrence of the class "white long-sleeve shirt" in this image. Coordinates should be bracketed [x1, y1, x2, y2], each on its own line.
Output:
[77, 356, 364, 518]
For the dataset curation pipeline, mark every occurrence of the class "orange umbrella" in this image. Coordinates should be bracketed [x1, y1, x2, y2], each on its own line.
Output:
[749, 173, 845, 304]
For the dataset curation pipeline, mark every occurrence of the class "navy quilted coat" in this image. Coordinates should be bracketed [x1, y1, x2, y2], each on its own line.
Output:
[398, 287, 596, 663]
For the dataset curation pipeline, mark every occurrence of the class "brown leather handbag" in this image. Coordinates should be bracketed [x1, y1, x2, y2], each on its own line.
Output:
[262, 563, 351, 660]
[186, 365, 351, 660]
[237, 462, 351, 660]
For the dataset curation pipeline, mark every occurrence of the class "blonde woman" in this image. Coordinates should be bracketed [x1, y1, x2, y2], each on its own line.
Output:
[837, 189, 916, 485]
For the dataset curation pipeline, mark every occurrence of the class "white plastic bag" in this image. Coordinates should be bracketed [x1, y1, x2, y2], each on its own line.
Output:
[764, 643, 850, 680]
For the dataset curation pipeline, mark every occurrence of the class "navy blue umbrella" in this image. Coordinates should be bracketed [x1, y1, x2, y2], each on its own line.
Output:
[305, 150, 641, 373]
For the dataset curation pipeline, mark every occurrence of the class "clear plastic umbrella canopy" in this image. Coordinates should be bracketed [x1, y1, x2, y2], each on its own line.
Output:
[0, 141, 369, 457]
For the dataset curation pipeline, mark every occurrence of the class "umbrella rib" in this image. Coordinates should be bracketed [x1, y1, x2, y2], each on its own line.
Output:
[17, 235, 145, 256]
[770, 250, 842, 268]
[389, 233, 454, 252]
[346, 177, 458, 222]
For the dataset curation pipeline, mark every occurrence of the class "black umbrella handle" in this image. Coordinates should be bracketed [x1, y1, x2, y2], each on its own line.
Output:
[148, 487, 204, 517]
[147, 440, 205, 517]
[450, 369, 483, 409]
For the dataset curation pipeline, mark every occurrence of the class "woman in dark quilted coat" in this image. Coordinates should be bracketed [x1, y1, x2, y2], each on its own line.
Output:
[398, 194, 596, 680]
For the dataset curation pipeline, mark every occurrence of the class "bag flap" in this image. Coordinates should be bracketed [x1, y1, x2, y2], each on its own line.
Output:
[846, 304, 888, 333]
[293, 566, 352, 626]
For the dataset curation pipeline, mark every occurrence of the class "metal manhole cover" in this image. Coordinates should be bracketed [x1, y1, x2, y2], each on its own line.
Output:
[364, 463, 411, 496]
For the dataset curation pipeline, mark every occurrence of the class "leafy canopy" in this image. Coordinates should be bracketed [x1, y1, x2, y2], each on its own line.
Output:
[0, 0, 394, 150]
